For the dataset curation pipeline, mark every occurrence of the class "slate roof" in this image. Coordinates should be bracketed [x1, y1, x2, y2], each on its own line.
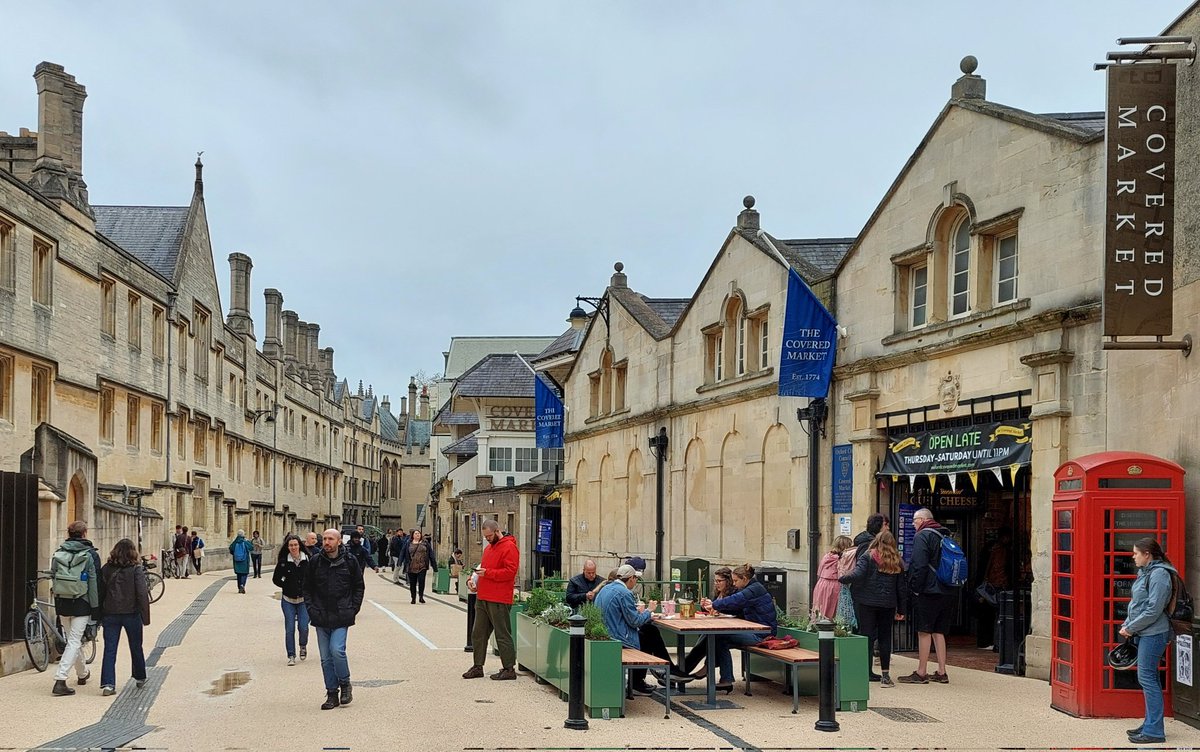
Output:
[454, 354, 540, 398]
[532, 327, 586, 362]
[444, 337, 558, 379]
[640, 296, 690, 328]
[333, 380, 348, 403]
[93, 205, 189, 279]
[1042, 111, 1104, 135]
[435, 411, 479, 426]
[777, 238, 856, 278]
[379, 408, 400, 443]
[360, 397, 376, 422]
[442, 431, 478, 457]
[406, 419, 432, 448]
[609, 287, 678, 340]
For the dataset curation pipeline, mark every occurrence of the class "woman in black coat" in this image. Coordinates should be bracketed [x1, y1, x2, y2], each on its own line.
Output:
[839, 530, 906, 687]
[99, 538, 150, 696]
[273, 536, 310, 665]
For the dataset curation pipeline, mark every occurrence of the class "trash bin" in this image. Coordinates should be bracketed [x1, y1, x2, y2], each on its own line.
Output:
[433, 567, 451, 594]
[756, 567, 787, 613]
[995, 589, 1031, 675]
[1172, 620, 1200, 730]
[670, 557, 710, 598]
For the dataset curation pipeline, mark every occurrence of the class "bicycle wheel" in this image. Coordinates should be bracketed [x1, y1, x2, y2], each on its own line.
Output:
[147, 571, 165, 603]
[24, 611, 50, 672]
[84, 628, 97, 665]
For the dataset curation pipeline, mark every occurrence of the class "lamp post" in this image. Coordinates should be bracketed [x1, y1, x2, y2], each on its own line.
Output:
[797, 398, 827, 599]
[251, 402, 280, 533]
[647, 427, 668, 582]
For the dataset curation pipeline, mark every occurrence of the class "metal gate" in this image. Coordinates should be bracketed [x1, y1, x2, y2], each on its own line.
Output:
[0, 471, 39, 642]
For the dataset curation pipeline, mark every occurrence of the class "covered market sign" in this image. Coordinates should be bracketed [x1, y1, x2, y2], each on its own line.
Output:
[881, 421, 1032, 489]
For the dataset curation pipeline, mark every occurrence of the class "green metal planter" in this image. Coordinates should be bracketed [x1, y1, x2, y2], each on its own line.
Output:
[745, 627, 870, 711]
[516, 611, 538, 675]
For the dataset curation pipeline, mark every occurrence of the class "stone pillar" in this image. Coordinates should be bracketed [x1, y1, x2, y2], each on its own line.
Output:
[281, 310, 299, 371]
[323, 347, 335, 384]
[226, 253, 255, 337]
[263, 289, 283, 360]
[30, 62, 90, 212]
[408, 378, 418, 421]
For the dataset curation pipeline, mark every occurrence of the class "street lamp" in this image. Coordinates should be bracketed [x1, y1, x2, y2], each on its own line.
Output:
[648, 427, 668, 582]
[251, 402, 280, 516]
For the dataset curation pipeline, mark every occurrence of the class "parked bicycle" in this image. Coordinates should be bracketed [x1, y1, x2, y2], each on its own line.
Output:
[143, 554, 165, 604]
[160, 548, 183, 579]
[24, 572, 97, 673]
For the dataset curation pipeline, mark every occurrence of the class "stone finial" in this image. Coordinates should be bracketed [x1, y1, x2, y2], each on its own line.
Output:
[610, 262, 627, 289]
[194, 153, 204, 197]
[952, 55, 986, 100]
[743, 195, 755, 209]
[737, 195, 760, 231]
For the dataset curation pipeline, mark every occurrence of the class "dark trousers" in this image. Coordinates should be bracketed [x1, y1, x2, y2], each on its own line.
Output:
[472, 599, 514, 669]
[100, 613, 146, 689]
[856, 605, 896, 672]
[632, 623, 671, 685]
[251, 553, 263, 578]
[409, 570, 427, 602]
[191, 554, 202, 574]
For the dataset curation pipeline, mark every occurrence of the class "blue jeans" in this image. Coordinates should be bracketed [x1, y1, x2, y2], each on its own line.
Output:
[316, 626, 350, 691]
[715, 632, 763, 684]
[1136, 631, 1171, 738]
[251, 553, 263, 578]
[281, 600, 310, 658]
[100, 613, 146, 689]
[236, 572, 249, 589]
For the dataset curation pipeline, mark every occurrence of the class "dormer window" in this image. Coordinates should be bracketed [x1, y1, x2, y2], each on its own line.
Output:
[587, 347, 627, 418]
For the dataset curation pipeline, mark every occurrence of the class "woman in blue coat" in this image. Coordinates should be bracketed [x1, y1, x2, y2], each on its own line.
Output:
[228, 530, 254, 594]
[702, 564, 777, 692]
[1120, 537, 1177, 745]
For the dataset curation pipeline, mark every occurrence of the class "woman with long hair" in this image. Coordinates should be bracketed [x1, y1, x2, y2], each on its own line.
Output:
[702, 564, 778, 692]
[683, 567, 735, 678]
[1120, 537, 1177, 745]
[839, 530, 906, 687]
[272, 535, 310, 666]
[813, 536, 853, 620]
[399, 530, 437, 604]
[99, 538, 150, 696]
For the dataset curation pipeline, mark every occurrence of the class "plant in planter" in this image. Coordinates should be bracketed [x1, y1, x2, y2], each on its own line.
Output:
[539, 603, 572, 628]
[523, 587, 561, 620]
[580, 604, 609, 640]
[644, 586, 664, 604]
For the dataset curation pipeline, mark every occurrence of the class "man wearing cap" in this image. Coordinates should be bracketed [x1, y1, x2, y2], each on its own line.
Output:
[622, 556, 687, 687]
[596, 563, 691, 694]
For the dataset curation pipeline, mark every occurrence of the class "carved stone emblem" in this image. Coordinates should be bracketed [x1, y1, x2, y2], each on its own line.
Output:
[939, 372, 961, 413]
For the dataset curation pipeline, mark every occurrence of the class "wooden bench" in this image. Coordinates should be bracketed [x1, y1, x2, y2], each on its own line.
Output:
[621, 648, 672, 719]
[741, 645, 820, 714]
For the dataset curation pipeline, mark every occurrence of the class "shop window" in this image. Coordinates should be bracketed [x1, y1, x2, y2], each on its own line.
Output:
[128, 292, 142, 350]
[0, 217, 14, 291]
[31, 364, 51, 425]
[489, 446, 512, 472]
[99, 386, 115, 443]
[100, 278, 116, 337]
[126, 395, 140, 449]
[32, 237, 53, 307]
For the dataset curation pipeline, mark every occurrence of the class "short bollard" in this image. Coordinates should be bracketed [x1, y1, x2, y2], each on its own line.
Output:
[814, 618, 840, 733]
[565, 612, 589, 730]
[464, 592, 477, 653]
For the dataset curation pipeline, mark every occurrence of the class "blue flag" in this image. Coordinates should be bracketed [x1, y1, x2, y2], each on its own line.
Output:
[535, 376, 564, 449]
[778, 268, 837, 398]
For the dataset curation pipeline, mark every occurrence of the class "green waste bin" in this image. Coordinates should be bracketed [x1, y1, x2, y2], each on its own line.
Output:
[433, 567, 451, 594]
[670, 557, 710, 598]
[1172, 620, 1200, 730]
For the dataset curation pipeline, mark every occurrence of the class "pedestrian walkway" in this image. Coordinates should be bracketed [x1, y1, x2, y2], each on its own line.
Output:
[4, 567, 1200, 750]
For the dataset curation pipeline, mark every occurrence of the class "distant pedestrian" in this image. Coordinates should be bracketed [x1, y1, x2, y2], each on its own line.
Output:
[449, 548, 464, 592]
[98, 538, 150, 696]
[899, 508, 959, 684]
[304, 528, 365, 710]
[1120, 537, 1176, 745]
[377, 532, 389, 570]
[400, 530, 436, 604]
[49, 520, 101, 696]
[840, 530, 906, 687]
[390, 530, 409, 585]
[174, 525, 192, 579]
[229, 530, 254, 594]
[190, 530, 205, 575]
[812, 536, 853, 620]
[304, 531, 321, 559]
[347, 531, 377, 576]
[462, 519, 519, 681]
[355, 525, 372, 556]
[250, 531, 265, 578]
[273, 536, 310, 666]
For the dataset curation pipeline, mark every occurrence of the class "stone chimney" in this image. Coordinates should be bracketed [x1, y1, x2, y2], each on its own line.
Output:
[226, 253, 255, 337]
[263, 289, 283, 360]
[29, 62, 90, 215]
[610, 262, 627, 289]
[419, 387, 430, 420]
[737, 195, 759, 231]
[381, 394, 391, 414]
[951, 56, 986, 100]
[408, 377, 418, 420]
[323, 347, 335, 384]
[400, 396, 408, 416]
[306, 323, 320, 372]
[281, 310, 299, 370]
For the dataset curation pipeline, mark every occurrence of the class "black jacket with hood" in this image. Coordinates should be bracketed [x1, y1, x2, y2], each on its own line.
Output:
[304, 545, 365, 629]
[907, 521, 956, 596]
[840, 550, 906, 613]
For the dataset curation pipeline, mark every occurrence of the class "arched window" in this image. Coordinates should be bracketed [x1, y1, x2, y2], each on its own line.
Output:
[949, 216, 971, 317]
[600, 348, 613, 415]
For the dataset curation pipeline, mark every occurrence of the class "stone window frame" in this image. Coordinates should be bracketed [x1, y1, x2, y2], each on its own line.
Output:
[150, 403, 164, 455]
[0, 214, 16, 292]
[127, 291, 142, 351]
[587, 347, 627, 420]
[193, 419, 208, 465]
[30, 363, 51, 425]
[0, 352, 12, 423]
[31, 235, 54, 308]
[151, 305, 165, 360]
[100, 276, 117, 339]
[192, 304, 210, 384]
[99, 385, 115, 444]
[176, 317, 189, 375]
[126, 394, 140, 450]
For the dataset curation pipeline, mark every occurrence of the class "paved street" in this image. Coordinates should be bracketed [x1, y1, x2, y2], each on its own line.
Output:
[3, 568, 1200, 751]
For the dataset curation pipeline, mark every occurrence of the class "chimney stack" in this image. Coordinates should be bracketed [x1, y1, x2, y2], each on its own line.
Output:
[951, 56, 986, 100]
[323, 347, 335, 384]
[400, 396, 408, 416]
[281, 310, 299, 370]
[226, 253, 255, 337]
[737, 195, 759, 231]
[408, 377, 418, 420]
[381, 395, 391, 414]
[29, 62, 90, 215]
[263, 289, 283, 360]
[306, 323, 320, 371]
[419, 387, 430, 420]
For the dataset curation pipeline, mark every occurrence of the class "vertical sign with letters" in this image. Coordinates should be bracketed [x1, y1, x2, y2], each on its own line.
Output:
[832, 444, 853, 514]
[1104, 63, 1176, 336]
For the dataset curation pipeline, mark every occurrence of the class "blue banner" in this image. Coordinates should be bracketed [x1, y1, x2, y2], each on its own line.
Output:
[778, 268, 837, 397]
[535, 376, 564, 449]
[832, 444, 853, 514]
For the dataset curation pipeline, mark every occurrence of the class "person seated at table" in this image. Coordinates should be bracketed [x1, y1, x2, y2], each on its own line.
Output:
[701, 564, 778, 693]
[564, 559, 601, 609]
[596, 564, 691, 695]
[682, 567, 734, 679]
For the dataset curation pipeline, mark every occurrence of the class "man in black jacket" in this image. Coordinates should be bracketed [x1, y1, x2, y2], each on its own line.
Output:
[898, 508, 957, 685]
[853, 513, 889, 557]
[305, 529, 365, 710]
[390, 530, 409, 585]
[347, 531, 377, 577]
[564, 560, 600, 609]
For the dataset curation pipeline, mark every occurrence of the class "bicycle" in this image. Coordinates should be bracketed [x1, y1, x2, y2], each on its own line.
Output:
[160, 549, 183, 579]
[24, 572, 97, 673]
[143, 554, 165, 604]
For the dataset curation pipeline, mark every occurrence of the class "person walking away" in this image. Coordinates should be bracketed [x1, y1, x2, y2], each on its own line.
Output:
[702, 564, 777, 693]
[813, 536, 852, 620]
[377, 532, 390, 570]
[400, 530, 436, 604]
[840, 530, 906, 686]
[898, 508, 959, 684]
[98, 538, 150, 695]
[305, 529, 365, 710]
[50, 520, 101, 696]
[172, 525, 190, 579]
[250, 531, 266, 578]
[304, 531, 322, 559]
[462, 519, 519, 680]
[273, 536, 310, 666]
[190, 530, 205, 575]
[682, 567, 734, 678]
[853, 513, 889, 558]
[389, 530, 408, 585]
[229, 530, 254, 593]
[1121, 537, 1176, 745]
[564, 560, 601, 609]
[347, 531, 377, 576]
[449, 548, 464, 592]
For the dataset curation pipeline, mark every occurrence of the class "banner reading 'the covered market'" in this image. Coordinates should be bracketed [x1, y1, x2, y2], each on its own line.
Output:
[880, 421, 1032, 477]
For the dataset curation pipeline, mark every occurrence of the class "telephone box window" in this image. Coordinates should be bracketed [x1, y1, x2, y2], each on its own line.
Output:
[1099, 477, 1172, 489]
[1057, 598, 1072, 618]
[1056, 509, 1074, 528]
[1056, 532, 1072, 551]
[1057, 575, 1072, 596]
[1056, 619, 1071, 639]
[1057, 554, 1072, 573]
[1058, 479, 1082, 491]
[1056, 663, 1072, 685]
[1113, 509, 1158, 528]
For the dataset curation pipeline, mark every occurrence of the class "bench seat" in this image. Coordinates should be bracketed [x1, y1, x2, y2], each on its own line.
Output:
[745, 646, 819, 664]
[741, 645, 823, 714]
[620, 648, 671, 718]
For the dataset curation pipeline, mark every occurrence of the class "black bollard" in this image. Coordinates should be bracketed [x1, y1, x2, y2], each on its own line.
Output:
[565, 612, 589, 730]
[814, 618, 840, 732]
[464, 592, 477, 652]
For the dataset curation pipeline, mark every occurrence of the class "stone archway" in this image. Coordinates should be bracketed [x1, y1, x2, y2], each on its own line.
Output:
[67, 473, 86, 525]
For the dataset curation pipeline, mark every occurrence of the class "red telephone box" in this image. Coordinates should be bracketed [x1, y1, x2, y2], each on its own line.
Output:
[1050, 451, 1186, 718]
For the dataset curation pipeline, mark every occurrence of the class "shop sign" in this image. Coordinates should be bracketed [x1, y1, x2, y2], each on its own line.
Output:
[535, 518, 554, 553]
[832, 444, 853, 514]
[881, 421, 1032, 477]
[1104, 63, 1176, 336]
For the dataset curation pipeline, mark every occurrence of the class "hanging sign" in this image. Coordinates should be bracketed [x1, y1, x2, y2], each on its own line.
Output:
[535, 518, 554, 553]
[535, 376, 564, 449]
[899, 503, 919, 564]
[832, 444, 853, 514]
[778, 268, 837, 398]
[880, 421, 1032, 477]
[1104, 63, 1176, 336]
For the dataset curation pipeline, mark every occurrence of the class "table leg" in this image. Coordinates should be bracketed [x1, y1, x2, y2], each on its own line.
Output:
[705, 632, 717, 705]
[674, 634, 685, 674]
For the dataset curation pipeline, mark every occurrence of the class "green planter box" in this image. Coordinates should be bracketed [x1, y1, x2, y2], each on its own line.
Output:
[522, 621, 623, 719]
[794, 629, 870, 712]
[516, 611, 538, 675]
[458, 571, 471, 603]
[583, 637, 624, 719]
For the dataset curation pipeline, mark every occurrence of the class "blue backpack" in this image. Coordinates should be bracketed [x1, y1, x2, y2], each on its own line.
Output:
[931, 530, 967, 588]
[233, 540, 249, 563]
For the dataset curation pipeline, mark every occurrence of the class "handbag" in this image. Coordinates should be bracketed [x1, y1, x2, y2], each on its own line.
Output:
[975, 581, 998, 606]
[756, 635, 798, 650]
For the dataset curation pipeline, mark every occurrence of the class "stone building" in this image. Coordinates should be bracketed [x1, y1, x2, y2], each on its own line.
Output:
[378, 378, 432, 533]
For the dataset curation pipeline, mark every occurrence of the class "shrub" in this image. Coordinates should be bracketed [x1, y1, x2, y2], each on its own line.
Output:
[523, 587, 562, 619]
[580, 603, 610, 640]
[645, 586, 664, 603]
[776, 604, 804, 629]
[539, 603, 573, 628]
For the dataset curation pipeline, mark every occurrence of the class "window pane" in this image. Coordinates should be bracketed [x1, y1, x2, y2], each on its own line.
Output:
[998, 279, 1016, 302]
[1056, 509, 1073, 529]
[955, 219, 971, 252]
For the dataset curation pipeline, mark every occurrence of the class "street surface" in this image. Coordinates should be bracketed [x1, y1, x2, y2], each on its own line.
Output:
[4, 569, 1200, 751]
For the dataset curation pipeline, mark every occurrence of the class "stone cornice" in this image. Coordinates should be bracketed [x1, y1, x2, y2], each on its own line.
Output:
[845, 388, 881, 403]
[1020, 349, 1076, 368]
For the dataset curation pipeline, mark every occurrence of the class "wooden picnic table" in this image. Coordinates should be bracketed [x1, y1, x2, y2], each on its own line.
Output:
[653, 614, 772, 709]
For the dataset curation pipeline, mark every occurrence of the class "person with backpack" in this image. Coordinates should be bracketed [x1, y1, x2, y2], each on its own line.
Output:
[49, 520, 101, 696]
[229, 530, 254, 594]
[898, 508, 962, 685]
[1120, 537, 1179, 745]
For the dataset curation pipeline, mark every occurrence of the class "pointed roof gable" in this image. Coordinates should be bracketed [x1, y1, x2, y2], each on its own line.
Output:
[93, 205, 189, 279]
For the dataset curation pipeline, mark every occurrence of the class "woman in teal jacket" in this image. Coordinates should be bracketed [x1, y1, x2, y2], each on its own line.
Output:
[229, 530, 254, 594]
[1120, 537, 1177, 745]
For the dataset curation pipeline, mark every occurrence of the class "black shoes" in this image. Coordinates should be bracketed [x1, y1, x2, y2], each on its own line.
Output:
[714, 682, 734, 694]
[869, 672, 882, 682]
[491, 668, 517, 681]
[419, 598, 426, 604]
[462, 665, 484, 679]
[321, 690, 340, 710]
[1127, 734, 1166, 745]
[339, 682, 352, 705]
[52, 680, 75, 696]
[77, 671, 91, 686]
[630, 681, 657, 695]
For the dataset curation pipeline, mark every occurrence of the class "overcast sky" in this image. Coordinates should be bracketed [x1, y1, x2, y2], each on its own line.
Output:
[2, 2, 1184, 402]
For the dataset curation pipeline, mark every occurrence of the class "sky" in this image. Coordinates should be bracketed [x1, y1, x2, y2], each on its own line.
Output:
[1, 1, 1187, 402]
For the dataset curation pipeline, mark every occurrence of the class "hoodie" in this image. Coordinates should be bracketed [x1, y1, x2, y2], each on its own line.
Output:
[477, 533, 519, 604]
[1123, 559, 1177, 638]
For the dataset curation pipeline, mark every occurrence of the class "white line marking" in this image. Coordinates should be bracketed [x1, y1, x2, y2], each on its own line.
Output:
[369, 600, 439, 650]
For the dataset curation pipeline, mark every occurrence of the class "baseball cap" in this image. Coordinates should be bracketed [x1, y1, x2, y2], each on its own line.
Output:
[615, 564, 638, 579]
[624, 556, 647, 576]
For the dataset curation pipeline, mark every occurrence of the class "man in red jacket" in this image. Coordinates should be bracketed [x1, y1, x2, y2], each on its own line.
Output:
[463, 519, 520, 680]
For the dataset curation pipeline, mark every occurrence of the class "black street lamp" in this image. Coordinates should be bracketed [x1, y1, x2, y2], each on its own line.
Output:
[648, 427, 668, 582]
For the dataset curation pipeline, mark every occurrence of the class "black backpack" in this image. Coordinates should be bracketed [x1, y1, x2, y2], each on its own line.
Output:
[1166, 570, 1194, 636]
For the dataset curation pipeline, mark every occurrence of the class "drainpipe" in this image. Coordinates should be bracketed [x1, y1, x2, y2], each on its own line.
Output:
[799, 398, 828, 598]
